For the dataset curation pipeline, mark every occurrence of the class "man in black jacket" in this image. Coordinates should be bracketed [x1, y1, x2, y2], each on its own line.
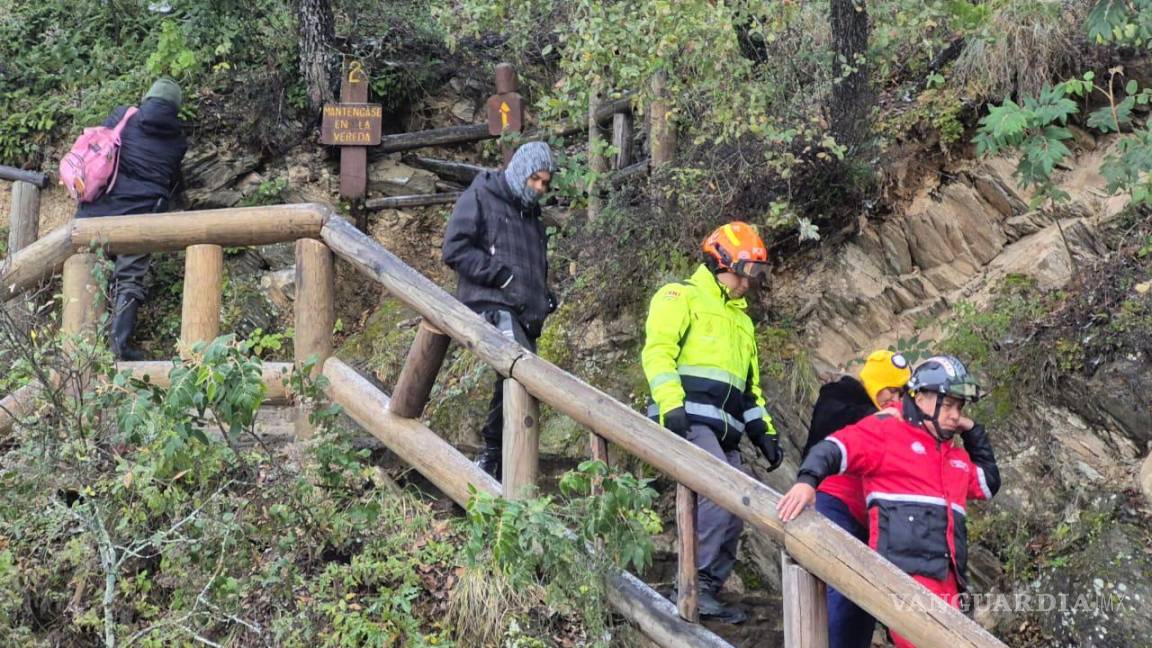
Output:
[442, 141, 558, 477]
[76, 78, 188, 360]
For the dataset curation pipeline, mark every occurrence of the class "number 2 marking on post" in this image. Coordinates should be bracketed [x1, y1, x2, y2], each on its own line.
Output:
[348, 61, 366, 84]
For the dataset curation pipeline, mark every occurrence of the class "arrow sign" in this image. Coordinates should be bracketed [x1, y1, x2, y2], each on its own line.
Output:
[487, 92, 523, 136]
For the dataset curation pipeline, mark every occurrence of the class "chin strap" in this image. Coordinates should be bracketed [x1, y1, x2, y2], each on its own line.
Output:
[902, 393, 955, 441]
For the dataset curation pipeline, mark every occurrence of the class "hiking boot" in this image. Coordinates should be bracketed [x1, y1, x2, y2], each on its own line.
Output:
[475, 446, 501, 478]
[697, 590, 748, 625]
[110, 294, 146, 361]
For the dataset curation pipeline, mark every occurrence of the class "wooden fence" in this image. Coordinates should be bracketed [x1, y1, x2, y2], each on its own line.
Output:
[0, 204, 1009, 648]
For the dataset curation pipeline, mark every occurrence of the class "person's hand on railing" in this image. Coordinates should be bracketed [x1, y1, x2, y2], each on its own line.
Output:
[661, 406, 690, 437]
[776, 483, 816, 522]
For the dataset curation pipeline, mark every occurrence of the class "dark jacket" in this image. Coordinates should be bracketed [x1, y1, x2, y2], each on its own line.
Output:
[803, 376, 876, 459]
[442, 171, 550, 333]
[803, 376, 879, 524]
[76, 98, 187, 219]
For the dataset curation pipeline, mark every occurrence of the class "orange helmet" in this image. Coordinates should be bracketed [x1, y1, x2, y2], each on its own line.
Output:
[702, 221, 769, 280]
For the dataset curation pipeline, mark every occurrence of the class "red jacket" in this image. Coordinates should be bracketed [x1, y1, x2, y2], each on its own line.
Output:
[798, 400, 1000, 586]
[818, 474, 868, 525]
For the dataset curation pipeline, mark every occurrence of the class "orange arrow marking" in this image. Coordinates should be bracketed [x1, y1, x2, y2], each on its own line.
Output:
[500, 101, 510, 129]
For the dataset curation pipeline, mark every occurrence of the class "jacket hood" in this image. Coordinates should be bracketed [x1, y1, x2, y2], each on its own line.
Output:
[818, 376, 873, 409]
[135, 98, 183, 137]
[470, 170, 523, 210]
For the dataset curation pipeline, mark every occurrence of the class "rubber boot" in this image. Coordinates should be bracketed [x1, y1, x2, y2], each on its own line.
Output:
[110, 295, 146, 361]
[476, 444, 502, 479]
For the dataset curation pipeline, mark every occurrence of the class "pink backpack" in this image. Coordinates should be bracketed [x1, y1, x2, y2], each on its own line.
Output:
[59, 106, 139, 203]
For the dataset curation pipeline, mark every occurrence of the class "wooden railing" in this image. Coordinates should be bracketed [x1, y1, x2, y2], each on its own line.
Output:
[0, 204, 1009, 648]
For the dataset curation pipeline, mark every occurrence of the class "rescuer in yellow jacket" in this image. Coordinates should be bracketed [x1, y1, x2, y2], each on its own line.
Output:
[642, 221, 782, 624]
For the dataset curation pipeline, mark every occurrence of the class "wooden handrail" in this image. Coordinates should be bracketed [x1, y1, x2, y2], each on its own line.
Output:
[317, 215, 1006, 648]
[118, 361, 294, 404]
[0, 204, 335, 301]
[1, 227, 74, 300]
[0, 165, 49, 188]
[71, 204, 333, 254]
[0, 361, 294, 440]
[321, 358, 735, 648]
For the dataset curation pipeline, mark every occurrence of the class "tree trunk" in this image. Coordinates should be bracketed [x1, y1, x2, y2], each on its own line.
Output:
[587, 84, 609, 220]
[649, 71, 677, 168]
[829, 0, 872, 154]
[297, 0, 335, 115]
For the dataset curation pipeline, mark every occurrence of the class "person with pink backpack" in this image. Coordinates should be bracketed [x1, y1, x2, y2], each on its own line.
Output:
[73, 78, 188, 360]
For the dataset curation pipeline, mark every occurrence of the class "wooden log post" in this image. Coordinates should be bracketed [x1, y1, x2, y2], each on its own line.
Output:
[0, 383, 43, 436]
[649, 71, 677, 168]
[7, 181, 41, 259]
[501, 378, 540, 499]
[61, 254, 103, 339]
[294, 238, 335, 439]
[491, 63, 524, 165]
[612, 111, 634, 170]
[179, 244, 223, 354]
[388, 320, 450, 418]
[782, 551, 829, 648]
[589, 432, 610, 495]
[676, 485, 700, 622]
[3, 180, 41, 319]
[61, 253, 104, 396]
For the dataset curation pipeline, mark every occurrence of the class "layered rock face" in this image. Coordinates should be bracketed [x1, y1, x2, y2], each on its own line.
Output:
[746, 138, 1150, 647]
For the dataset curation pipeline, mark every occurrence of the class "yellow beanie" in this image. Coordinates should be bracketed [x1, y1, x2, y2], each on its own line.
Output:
[858, 350, 912, 408]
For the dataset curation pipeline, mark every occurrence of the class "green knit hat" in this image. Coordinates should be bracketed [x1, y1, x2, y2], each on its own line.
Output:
[143, 77, 182, 108]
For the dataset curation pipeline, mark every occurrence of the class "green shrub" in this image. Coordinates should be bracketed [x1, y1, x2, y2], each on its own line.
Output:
[461, 460, 661, 645]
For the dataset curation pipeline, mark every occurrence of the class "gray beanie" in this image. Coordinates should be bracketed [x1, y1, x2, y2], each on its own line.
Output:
[504, 142, 557, 206]
[143, 77, 182, 108]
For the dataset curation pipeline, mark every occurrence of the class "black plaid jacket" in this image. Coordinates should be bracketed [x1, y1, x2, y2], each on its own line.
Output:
[442, 171, 551, 333]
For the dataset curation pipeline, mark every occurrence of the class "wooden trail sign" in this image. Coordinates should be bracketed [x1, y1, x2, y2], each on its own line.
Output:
[486, 63, 524, 164]
[322, 60, 381, 231]
[321, 103, 382, 146]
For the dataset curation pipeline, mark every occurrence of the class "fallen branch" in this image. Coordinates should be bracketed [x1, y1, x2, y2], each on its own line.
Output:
[365, 193, 462, 211]
[402, 156, 488, 184]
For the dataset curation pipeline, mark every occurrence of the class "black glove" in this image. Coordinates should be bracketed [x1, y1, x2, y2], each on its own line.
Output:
[747, 419, 784, 472]
[547, 290, 559, 314]
[662, 407, 690, 438]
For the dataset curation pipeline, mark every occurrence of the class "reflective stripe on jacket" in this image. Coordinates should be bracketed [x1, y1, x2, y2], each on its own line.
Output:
[641, 264, 774, 447]
[798, 408, 1001, 587]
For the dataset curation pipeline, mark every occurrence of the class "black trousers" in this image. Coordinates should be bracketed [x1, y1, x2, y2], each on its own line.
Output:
[112, 253, 151, 304]
[479, 309, 539, 446]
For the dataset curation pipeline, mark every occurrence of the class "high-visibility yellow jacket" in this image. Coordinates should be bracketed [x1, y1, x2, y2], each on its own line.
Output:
[642, 264, 776, 448]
